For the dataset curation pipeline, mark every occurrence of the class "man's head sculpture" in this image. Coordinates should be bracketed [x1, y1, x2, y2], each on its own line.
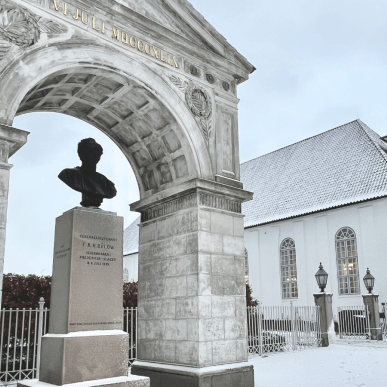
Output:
[77, 138, 103, 166]
[58, 138, 117, 208]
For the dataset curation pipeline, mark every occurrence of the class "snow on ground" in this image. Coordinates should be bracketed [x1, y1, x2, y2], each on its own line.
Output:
[249, 340, 387, 387]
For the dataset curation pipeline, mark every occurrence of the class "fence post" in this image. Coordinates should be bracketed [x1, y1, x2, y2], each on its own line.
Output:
[290, 301, 296, 350]
[313, 293, 333, 347]
[362, 294, 383, 341]
[257, 301, 262, 356]
[36, 297, 45, 379]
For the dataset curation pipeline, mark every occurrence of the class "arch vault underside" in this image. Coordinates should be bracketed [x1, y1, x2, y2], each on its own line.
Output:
[17, 67, 193, 196]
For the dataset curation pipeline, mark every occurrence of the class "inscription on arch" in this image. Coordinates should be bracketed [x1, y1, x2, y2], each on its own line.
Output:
[51, 0, 180, 68]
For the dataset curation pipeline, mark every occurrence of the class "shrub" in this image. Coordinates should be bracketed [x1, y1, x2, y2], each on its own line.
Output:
[2, 273, 52, 310]
[123, 281, 138, 308]
[3, 275, 255, 308]
[246, 284, 258, 307]
[2, 274, 138, 309]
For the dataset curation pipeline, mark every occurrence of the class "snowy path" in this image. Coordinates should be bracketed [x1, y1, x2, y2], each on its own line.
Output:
[249, 341, 387, 387]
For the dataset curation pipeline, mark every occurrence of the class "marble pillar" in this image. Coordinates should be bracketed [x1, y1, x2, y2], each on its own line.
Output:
[0, 124, 28, 306]
[131, 179, 254, 387]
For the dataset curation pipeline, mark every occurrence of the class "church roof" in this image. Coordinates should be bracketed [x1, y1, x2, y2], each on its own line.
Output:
[123, 216, 140, 256]
[241, 119, 387, 228]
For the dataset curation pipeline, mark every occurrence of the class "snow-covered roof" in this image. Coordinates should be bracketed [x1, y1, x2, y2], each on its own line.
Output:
[123, 216, 140, 256]
[242, 119, 387, 228]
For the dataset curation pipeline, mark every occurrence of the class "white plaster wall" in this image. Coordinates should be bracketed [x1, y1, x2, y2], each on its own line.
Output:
[244, 198, 387, 316]
[123, 253, 139, 282]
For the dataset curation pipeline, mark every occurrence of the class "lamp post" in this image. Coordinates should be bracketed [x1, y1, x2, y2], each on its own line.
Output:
[363, 268, 375, 294]
[313, 263, 332, 347]
[315, 263, 328, 293]
[362, 268, 383, 340]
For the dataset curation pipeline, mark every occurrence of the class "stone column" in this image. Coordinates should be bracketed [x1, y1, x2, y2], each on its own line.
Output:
[363, 294, 383, 341]
[0, 124, 28, 307]
[313, 293, 333, 347]
[131, 179, 254, 387]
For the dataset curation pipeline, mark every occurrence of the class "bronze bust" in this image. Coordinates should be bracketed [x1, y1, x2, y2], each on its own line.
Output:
[58, 138, 117, 208]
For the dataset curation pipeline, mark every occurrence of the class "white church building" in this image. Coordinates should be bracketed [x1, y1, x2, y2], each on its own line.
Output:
[124, 119, 387, 313]
[123, 217, 140, 283]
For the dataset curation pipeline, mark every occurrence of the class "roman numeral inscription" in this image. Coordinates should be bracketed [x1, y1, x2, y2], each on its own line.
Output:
[51, 0, 179, 68]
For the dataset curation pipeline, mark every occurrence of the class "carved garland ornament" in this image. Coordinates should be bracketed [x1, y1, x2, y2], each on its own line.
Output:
[169, 75, 212, 143]
[0, 0, 66, 59]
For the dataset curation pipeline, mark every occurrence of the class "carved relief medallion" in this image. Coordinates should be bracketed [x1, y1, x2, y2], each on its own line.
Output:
[189, 65, 198, 76]
[185, 86, 212, 120]
[206, 73, 215, 84]
[0, 0, 66, 59]
[169, 75, 212, 143]
[222, 81, 230, 91]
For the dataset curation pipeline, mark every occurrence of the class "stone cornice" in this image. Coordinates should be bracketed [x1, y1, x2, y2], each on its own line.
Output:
[164, 0, 255, 76]
[0, 124, 29, 158]
[0, 161, 13, 170]
[131, 177, 253, 216]
[139, 190, 243, 222]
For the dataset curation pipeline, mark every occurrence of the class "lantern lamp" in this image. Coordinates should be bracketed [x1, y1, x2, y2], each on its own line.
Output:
[363, 268, 375, 294]
[315, 263, 328, 292]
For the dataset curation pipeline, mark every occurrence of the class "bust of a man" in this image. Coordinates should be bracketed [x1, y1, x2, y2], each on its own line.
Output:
[58, 138, 117, 208]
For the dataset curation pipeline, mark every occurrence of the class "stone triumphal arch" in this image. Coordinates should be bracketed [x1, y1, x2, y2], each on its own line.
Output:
[0, 0, 255, 385]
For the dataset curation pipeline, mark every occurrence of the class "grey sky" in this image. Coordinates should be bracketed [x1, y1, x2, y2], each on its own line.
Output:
[5, 0, 387, 275]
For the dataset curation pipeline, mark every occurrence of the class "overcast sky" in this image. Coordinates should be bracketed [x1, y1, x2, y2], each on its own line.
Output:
[5, 0, 387, 275]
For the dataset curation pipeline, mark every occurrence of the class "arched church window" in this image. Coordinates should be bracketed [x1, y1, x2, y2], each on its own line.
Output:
[244, 248, 249, 285]
[123, 268, 129, 283]
[336, 227, 360, 295]
[280, 238, 298, 299]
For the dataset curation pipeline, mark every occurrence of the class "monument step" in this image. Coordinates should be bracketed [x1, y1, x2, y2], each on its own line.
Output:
[17, 375, 149, 387]
[131, 361, 254, 387]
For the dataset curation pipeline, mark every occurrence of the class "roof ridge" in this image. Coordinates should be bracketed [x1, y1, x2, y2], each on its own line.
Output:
[355, 119, 387, 163]
[241, 119, 360, 166]
[241, 119, 387, 228]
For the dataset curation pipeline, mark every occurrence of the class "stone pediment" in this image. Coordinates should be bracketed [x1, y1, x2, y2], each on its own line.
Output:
[119, 0, 198, 40]
[0, 0, 254, 81]
[116, 0, 255, 76]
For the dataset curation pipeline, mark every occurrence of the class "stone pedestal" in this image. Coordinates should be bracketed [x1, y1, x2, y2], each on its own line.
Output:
[17, 376, 149, 387]
[132, 361, 254, 387]
[19, 207, 149, 387]
[130, 180, 254, 387]
[0, 124, 28, 307]
[313, 293, 333, 347]
[363, 294, 383, 341]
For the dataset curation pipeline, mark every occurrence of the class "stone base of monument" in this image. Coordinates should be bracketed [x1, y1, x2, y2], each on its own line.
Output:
[39, 331, 130, 385]
[17, 376, 149, 387]
[16, 207, 149, 387]
[131, 361, 254, 387]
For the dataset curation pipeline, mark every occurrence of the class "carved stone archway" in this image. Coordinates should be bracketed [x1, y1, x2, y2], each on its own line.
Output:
[0, 0, 255, 386]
